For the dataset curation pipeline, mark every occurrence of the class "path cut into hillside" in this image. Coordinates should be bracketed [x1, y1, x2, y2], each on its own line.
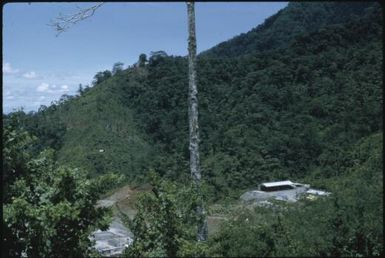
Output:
[91, 185, 139, 256]
[92, 184, 229, 256]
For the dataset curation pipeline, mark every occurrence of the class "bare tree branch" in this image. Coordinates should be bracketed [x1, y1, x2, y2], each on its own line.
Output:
[48, 3, 104, 36]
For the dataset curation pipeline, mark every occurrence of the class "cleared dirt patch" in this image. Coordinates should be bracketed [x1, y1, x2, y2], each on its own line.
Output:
[102, 184, 228, 236]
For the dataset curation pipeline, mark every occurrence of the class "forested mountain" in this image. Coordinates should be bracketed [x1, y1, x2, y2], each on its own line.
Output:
[7, 69, 160, 183]
[5, 2, 382, 198]
[3, 2, 383, 257]
[202, 2, 378, 58]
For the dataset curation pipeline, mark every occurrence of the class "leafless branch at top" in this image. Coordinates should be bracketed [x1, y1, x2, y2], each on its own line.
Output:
[48, 2, 104, 36]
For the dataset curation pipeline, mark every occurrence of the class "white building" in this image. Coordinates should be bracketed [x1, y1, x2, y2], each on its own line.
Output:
[240, 180, 329, 203]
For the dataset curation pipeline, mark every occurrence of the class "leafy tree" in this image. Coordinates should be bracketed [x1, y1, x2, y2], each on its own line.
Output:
[138, 53, 147, 67]
[112, 62, 124, 75]
[92, 70, 112, 86]
[77, 83, 84, 95]
[123, 172, 208, 257]
[2, 114, 37, 202]
[149, 51, 168, 66]
[2, 124, 124, 258]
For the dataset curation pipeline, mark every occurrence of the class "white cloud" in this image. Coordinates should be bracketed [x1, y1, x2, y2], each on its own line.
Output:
[3, 63, 19, 75]
[36, 83, 72, 94]
[37, 82, 50, 92]
[39, 96, 46, 101]
[6, 95, 15, 100]
[22, 71, 38, 79]
[60, 85, 69, 92]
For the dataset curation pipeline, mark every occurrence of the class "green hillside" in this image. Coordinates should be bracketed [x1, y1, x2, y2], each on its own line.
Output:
[4, 2, 383, 256]
[56, 76, 159, 182]
[208, 132, 383, 257]
[7, 2, 382, 200]
[116, 2, 382, 198]
[201, 2, 378, 58]
[13, 69, 161, 183]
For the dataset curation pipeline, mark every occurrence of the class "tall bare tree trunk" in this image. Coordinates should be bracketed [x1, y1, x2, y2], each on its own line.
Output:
[187, 1, 208, 241]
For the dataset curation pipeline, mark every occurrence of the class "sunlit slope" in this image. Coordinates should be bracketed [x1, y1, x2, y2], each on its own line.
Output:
[54, 71, 160, 180]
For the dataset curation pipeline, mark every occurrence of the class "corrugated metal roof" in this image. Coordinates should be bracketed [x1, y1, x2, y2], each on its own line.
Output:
[261, 180, 294, 187]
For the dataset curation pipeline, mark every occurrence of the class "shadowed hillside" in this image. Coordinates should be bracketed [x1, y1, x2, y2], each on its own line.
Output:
[201, 2, 378, 58]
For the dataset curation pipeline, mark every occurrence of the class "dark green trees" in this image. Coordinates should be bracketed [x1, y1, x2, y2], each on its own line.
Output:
[77, 84, 84, 96]
[93, 70, 112, 85]
[19, 2, 382, 200]
[123, 173, 208, 257]
[208, 133, 383, 257]
[149, 51, 168, 66]
[2, 119, 123, 258]
[112, 62, 124, 75]
[138, 53, 147, 67]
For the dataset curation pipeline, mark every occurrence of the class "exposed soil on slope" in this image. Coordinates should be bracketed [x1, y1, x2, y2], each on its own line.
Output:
[101, 184, 228, 236]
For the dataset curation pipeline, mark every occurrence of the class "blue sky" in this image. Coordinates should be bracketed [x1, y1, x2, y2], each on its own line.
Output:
[3, 2, 287, 113]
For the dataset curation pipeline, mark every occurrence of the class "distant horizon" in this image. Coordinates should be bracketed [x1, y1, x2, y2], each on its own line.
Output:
[3, 2, 287, 114]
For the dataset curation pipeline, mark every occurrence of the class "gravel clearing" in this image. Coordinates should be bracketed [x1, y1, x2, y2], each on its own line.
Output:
[91, 185, 136, 256]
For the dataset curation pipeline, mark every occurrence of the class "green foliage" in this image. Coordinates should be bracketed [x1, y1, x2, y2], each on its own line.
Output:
[138, 53, 147, 67]
[201, 2, 379, 58]
[112, 62, 124, 75]
[118, 1, 381, 199]
[93, 70, 112, 86]
[7, 3, 381, 200]
[208, 207, 286, 257]
[2, 2, 382, 257]
[209, 133, 383, 257]
[77, 83, 84, 96]
[5, 69, 160, 181]
[123, 172, 208, 257]
[2, 124, 123, 258]
[2, 113, 38, 202]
